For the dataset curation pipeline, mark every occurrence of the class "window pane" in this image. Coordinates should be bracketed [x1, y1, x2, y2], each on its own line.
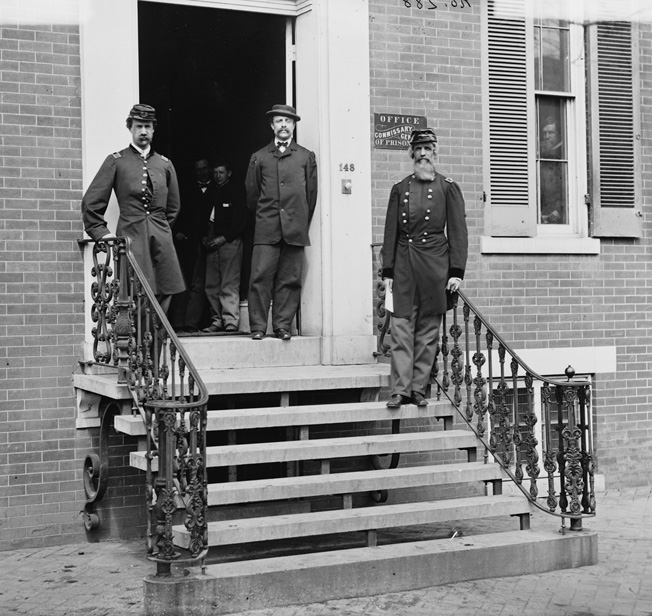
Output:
[540, 27, 570, 91]
[533, 0, 570, 29]
[537, 99, 568, 225]
[539, 161, 568, 224]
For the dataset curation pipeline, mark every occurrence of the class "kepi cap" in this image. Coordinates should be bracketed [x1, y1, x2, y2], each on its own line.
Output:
[265, 104, 301, 122]
[409, 128, 437, 146]
[127, 104, 157, 123]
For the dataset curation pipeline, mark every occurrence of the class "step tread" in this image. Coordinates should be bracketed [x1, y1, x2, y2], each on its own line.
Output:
[173, 495, 532, 547]
[130, 429, 478, 470]
[74, 362, 390, 400]
[114, 399, 453, 436]
[197, 363, 390, 395]
[205, 461, 505, 505]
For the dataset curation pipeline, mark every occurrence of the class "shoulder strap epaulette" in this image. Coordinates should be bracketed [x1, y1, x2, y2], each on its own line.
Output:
[161, 155, 169, 162]
[111, 152, 121, 159]
[445, 177, 454, 183]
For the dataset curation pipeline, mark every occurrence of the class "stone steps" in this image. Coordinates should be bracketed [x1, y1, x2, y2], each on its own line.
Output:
[75, 362, 391, 401]
[130, 429, 477, 471]
[173, 494, 530, 548]
[145, 529, 598, 616]
[179, 334, 322, 370]
[202, 461, 504, 506]
[114, 398, 451, 436]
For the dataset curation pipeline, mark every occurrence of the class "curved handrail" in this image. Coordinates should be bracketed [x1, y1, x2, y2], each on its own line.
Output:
[438, 290, 595, 522]
[370, 243, 596, 524]
[83, 236, 209, 572]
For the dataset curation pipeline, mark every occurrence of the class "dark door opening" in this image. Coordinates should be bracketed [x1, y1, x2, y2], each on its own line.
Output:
[138, 1, 287, 175]
[138, 2, 288, 318]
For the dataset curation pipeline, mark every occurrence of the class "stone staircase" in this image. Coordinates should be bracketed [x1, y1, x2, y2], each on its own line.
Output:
[77, 334, 597, 615]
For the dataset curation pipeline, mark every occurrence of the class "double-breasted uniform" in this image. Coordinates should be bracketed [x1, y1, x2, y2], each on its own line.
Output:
[382, 172, 468, 397]
[82, 145, 185, 296]
[245, 140, 318, 333]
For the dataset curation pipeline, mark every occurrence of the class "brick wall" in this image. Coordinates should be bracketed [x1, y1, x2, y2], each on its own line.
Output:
[369, 0, 652, 488]
[0, 18, 146, 550]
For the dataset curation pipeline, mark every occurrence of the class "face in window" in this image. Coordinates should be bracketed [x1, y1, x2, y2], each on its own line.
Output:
[540, 122, 562, 159]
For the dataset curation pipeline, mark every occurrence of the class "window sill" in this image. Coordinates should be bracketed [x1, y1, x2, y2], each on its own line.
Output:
[480, 236, 600, 255]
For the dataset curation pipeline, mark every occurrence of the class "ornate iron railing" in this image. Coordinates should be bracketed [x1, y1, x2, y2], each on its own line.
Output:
[83, 237, 209, 576]
[371, 243, 596, 528]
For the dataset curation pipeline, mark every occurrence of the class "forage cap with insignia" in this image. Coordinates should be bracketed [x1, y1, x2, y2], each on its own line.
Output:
[409, 128, 437, 146]
[126, 104, 157, 123]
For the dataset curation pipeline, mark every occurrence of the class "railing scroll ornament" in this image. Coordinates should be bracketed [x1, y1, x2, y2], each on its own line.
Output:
[84, 237, 209, 576]
[371, 243, 596, 527]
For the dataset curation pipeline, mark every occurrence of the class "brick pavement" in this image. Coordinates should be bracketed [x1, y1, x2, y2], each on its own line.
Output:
[0, 488, 650, 616]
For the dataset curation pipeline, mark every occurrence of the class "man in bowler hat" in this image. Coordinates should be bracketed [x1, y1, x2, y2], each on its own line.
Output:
[81, 104, 185, 314]
[382, 128, 468, 409]
[245, 104, 318, 340]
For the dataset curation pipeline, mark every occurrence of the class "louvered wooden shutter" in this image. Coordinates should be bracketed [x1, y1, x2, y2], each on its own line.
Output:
[587, 20, 642, 237]
[484, 0, 536, 236]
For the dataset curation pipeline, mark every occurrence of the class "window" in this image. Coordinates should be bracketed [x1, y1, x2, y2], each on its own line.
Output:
[482, 0, 641, 253]
[534, 12, 571, 228]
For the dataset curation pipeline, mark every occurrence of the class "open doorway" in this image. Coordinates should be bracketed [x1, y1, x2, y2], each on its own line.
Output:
[138, 2, 289, 324]
[138, 1, 288, 176]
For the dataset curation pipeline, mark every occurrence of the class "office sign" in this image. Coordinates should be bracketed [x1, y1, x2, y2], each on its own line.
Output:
[373, 113, 427, 150]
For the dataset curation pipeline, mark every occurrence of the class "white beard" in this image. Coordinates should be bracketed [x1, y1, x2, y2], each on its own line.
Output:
[413, 158, 436, 181]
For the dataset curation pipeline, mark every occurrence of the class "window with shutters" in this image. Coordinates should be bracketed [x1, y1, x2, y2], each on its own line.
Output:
[481, 0, 641, 254]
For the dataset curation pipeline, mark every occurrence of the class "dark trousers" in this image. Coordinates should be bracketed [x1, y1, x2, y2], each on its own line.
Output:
[248, 241, 303, 333]
[390, 305, 442, 397]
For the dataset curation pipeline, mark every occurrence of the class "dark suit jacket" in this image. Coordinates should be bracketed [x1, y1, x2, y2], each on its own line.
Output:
[207, 179, 248, 244]
[174, 180, 216, 279]
[245, 140, 318, 246]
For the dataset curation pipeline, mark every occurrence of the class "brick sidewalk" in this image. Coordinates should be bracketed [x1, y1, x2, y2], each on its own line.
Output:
[1, 488, 650, 616]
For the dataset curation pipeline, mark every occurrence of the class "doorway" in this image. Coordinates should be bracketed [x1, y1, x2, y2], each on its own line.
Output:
[138, 2, 288, 175]
[138, 2, 290, 321]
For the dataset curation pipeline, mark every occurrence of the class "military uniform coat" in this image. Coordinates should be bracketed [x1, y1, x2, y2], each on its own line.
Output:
[245, 140, 318, 246]
[82, 145, 185, 296]
[382, 172, 468, 318]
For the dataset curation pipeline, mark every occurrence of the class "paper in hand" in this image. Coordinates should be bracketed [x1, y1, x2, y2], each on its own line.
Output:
[385, 284, 393, 313]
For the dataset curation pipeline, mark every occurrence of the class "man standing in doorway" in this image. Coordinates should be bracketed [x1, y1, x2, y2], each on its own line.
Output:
[245, 104, 318, 341]
[81, 104, 185, 314]
[170, 156, 215, 330]
[197, 161, 248, 333]
[381, 128, 468, 409]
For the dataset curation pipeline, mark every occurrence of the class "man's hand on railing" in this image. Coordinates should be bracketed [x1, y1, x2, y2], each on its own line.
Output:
[446, 277, 462, 292]
[101, 233, 117, 240]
